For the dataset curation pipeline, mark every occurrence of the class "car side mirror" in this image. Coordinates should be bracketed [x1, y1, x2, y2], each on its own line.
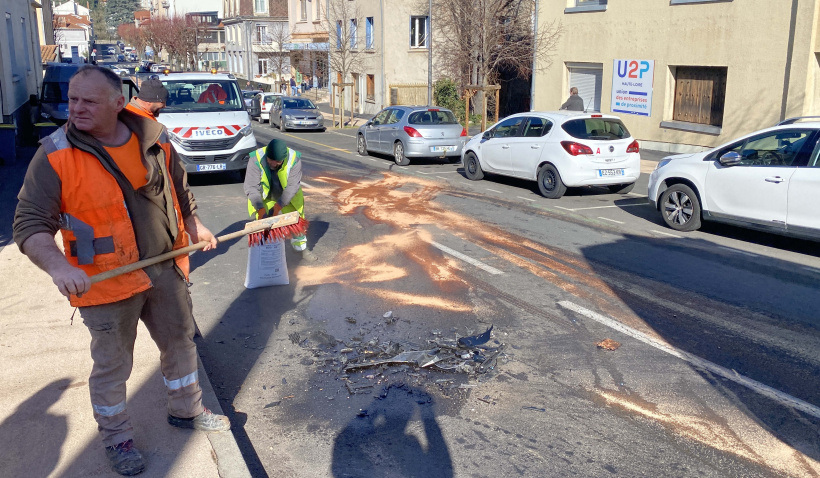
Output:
[482, 131, 492, 140]
[718, 151, 742, 167]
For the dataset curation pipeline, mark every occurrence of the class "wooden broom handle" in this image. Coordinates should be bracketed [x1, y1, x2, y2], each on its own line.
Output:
[90, 212, 299, 284]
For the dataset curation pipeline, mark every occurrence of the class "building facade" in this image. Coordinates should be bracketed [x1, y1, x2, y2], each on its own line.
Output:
[534, 0, 820, 152]
[328, 0, 433, 115]
[187, 11, 226, 71]
[223, 0, 289, 88]
[53, 14, 92, 62]
[287, 0, 328, 90]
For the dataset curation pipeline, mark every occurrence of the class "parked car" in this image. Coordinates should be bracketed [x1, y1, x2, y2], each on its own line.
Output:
[462, 111, 640, 198]
[106, 47, 116, 55]
[108, 65, 129, 76]
[648, 117, 820, 240]
[253, 92, 282, 123]
[357, 106, 467, 166]
[270, 96, 325, 132]
[242, 89, 263, 109]
[117, 54, 125, 62]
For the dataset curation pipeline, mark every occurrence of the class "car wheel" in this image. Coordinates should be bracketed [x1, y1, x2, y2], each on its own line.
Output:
[464, 152, 484, 180]
[608, 182, 635, 194]
[393, 141, 410, 166]
[279, 118, 286, 132]
[357, 134, 369, 156]
[537, 164, 567, 199]
[660, 183, 701, 231]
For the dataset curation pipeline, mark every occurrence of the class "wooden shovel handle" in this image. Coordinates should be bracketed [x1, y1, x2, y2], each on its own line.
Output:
[90, 212, 299, 284]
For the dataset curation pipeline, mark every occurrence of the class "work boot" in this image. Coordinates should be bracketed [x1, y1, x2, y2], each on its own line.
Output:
[168, 408, 231, 432]
[104, 439, 145, 476]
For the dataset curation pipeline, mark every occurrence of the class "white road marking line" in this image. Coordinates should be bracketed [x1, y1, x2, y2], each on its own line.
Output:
[301, 181, 314, 189]
[627, 192, 647, 197]
[517, 196, 536, 202]
[420, 171, 459, 175]
[562, 203, 647, 212]
[486, 188, 502, 193]
[717, 246, 758, 257]
[554, 206, 574, 211]
[598, 217, 625, 224]
[802, 266, 820, 274]
[650, 229, 682, 238]
[557, 301, 820, 420]
[436, 176, 449, 180]
[430, 241, 504, 275]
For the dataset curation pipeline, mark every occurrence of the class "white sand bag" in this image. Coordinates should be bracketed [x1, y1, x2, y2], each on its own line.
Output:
[244, 238, 289, 288]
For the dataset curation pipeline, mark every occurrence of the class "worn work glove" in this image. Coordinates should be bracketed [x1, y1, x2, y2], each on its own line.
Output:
[256, 208, 267, 220]
[272, 203, 283, 216]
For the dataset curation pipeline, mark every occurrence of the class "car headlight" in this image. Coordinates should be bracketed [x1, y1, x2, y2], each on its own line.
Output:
[655, 158, 672, 170]
[239, 124, 253, 136]
[284, 115, 294, 120]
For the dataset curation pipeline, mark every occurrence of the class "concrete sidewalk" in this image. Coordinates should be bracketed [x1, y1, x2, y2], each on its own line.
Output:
[0, 157, 250, 477]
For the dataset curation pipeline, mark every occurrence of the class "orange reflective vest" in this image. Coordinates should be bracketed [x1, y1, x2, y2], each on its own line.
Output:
[125, 101, 156, 121]
[42, 128, 189, 307]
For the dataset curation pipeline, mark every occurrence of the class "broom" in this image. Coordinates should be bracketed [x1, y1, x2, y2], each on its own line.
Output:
[90, 211, 306, 284]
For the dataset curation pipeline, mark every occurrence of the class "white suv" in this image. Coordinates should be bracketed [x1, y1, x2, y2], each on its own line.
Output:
[648, 118, 820, 240]
[462, 112, 640, 198]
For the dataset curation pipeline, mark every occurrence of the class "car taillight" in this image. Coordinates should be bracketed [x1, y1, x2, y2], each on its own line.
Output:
[262, 100, 266, 106]
[404, 126, 423, 138]
[561, 141, 594, 156]
[591, 114, 602, 118]
[626, 140, 640, 153]
[460, 128, 467, 137]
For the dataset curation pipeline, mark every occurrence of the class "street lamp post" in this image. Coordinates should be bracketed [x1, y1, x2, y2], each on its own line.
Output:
[427, 0, 432, 106]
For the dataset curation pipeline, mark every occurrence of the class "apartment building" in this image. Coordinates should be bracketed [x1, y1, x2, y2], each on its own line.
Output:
[328, 0, 433, 114]
[187, 11, 227, 71]
[288, 0, 328, 89]
[223, 0, 289, 86]
[534, 0, 820, 152]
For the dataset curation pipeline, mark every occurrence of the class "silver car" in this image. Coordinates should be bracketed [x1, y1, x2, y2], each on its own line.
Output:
[357, 106, 467, 165]
[270, 96, 325, 132]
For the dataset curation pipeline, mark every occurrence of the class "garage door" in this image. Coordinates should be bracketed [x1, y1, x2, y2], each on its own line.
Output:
[568, 64, 603, 113]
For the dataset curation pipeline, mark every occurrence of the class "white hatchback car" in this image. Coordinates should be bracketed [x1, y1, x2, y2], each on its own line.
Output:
[648, 118, 820, 240]
[254, 92, 282, 123]
[462, 112, 640, 198]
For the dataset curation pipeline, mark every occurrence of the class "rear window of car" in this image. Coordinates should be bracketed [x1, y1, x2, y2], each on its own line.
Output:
[408, 110, 458, 125]
[561, 118, 630, 140]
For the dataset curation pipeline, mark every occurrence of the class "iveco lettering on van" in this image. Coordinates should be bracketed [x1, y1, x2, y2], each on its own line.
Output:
[156, 72, 256, 175]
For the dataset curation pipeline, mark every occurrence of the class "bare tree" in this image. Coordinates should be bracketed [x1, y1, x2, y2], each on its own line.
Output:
[431, 0, 561, 115]
[323, 0, 371, 124]
[257, 22, 292, 92]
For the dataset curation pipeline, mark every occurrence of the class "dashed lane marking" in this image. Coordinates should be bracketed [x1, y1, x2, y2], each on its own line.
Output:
[517, 196, 536, 202]
[486, 188, 502, 194]
[420, 171, 459, 175]
[650, 229, 682, 238]
[282, 132, 354, 154]
[598, 217, 625, 224]
[558, 203, 647, 212]
[300, 181, 314, 189]
[437, 176, 449, 180]
[558, 301, 820, 420]
[430, 241, 504, 275]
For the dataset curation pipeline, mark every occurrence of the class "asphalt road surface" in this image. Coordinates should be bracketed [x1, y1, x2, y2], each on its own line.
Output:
[182, 123, 819, 477]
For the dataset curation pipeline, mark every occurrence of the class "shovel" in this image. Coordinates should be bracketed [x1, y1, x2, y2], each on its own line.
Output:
[90, 211, 303, 284]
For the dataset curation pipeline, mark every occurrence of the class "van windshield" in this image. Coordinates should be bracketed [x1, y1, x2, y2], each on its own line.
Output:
[43, 82, 69, 103]
[161, 80, 244, 112]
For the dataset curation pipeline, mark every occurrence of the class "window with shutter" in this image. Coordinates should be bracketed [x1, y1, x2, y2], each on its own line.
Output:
[672, 66, 727, 127]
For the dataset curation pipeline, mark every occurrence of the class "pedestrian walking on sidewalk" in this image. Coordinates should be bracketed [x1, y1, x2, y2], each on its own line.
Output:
[290, 77, 298, 96]
[12, 65, 231, 477]
[243, 138, 314, 259]
[124, 78, 167, 121]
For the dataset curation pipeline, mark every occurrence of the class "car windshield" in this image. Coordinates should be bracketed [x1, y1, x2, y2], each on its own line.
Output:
[161, 80, 244, 112]
[408, 110, 458, 125]
[42, 81, 68, 103]
[561, 118, 630, 140]
[243, 91, 258, 99]
[282, 98, 316, 109]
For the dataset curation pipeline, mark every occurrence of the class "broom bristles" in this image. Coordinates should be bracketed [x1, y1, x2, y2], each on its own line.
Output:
[248, 217, 308, 246]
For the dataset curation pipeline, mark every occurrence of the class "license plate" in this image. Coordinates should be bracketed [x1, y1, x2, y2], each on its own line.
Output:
[598, 168, 624, 177]
[196, 163, 227, 172]
[297, 120, 312, 125]
[431, 145, 456, 153]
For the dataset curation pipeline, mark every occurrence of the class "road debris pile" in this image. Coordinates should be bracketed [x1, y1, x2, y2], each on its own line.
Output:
[596, 338, 621, 351]
[292, 324, 508, 396]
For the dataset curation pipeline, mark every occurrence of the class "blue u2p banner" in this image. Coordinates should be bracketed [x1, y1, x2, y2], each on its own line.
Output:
[611, 60, 655, 117]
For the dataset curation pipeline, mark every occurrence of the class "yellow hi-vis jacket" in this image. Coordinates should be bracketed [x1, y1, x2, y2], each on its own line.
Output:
[246, 146, 305, 219]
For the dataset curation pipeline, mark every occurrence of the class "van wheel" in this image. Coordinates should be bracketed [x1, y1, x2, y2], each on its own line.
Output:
[537, 164, 567, 199]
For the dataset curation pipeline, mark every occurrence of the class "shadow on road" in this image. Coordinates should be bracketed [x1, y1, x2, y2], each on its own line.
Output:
[331, 384, 454, 478]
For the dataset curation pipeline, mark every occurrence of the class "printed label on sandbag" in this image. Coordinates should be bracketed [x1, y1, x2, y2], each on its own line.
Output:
[244, 238, 289, 288]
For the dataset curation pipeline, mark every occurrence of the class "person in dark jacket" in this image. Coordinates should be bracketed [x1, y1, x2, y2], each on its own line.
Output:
[560, 87, 585, 111]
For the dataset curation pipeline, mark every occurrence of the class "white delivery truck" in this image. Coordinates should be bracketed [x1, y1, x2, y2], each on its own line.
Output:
[155, 71, 256, 175]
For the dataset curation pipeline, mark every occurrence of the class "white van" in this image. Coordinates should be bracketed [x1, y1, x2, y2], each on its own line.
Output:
[156, 72, 256, 175]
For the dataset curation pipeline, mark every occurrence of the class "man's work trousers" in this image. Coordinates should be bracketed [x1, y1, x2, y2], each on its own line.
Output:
[79, 262, 204, 447]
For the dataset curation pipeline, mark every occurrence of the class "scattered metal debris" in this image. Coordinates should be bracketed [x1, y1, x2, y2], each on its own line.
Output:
[288, 332, 301, 345]
[458, 325, 493, 347]
[522, 406, 546, 412]
[596, 338, 621, 351]
[345, 317, 357, 324]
